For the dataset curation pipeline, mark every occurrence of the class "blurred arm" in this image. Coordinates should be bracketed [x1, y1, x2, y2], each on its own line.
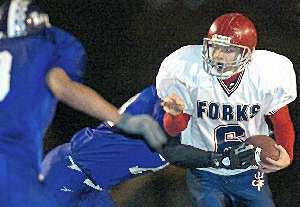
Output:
[47, 70, 167, 150]
[46, 67, 121, 123]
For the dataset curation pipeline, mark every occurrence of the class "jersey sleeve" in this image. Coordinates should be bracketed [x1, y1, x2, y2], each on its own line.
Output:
[120, 85, 160, 116]
[47, 27, 87, 82]
[262, 57, 297, 115]
[103, 85, 165, 131]
[156, 60, 194, 115]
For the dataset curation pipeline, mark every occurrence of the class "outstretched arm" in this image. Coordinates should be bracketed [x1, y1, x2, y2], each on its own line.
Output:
[161, 138, 215, 168]
[47, 68, 121, 123]
[162, 138, 257, 170]
[47, 68, 167, 151]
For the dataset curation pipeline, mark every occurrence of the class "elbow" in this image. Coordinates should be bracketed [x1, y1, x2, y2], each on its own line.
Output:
[53, 84, 73, 101]
[46, 68, 74, 100]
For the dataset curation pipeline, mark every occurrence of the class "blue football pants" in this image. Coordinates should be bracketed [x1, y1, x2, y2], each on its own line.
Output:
[186, 169, 275, 207]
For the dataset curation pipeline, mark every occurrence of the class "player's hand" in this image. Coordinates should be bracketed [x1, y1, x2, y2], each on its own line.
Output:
[116, 113, 167, 152]
[161, 94, 184, 116]
[211, 143, 257, 169]
[259, 144, 291, 173]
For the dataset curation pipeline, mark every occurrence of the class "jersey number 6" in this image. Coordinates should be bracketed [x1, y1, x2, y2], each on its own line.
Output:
[214, 124, 246, 153]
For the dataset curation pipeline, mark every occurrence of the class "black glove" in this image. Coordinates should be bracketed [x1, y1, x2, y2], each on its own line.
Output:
[116, 113, 167, 152]
[210, 143, 257, 169]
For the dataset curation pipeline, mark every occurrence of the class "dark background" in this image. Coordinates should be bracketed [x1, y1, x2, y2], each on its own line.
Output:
[38, 0, 299, 206]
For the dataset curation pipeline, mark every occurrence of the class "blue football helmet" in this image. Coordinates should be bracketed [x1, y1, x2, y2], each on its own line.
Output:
[0, 0, 50, 39]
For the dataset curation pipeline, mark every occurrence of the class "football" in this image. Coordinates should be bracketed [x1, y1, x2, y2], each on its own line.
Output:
[245, 135, 280, 163]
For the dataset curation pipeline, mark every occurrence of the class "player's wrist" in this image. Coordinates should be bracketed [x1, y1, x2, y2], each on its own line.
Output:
[115, 113, 131, 127]
[209, 152, 225, 168]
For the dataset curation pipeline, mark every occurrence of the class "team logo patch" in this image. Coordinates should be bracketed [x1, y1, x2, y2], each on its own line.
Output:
[217, 70, 245, 96]
[83, 178, 103, 191]
[251, 171, 264, 191]
[60, 186, 73, 192]
[129, 163, 169, 175]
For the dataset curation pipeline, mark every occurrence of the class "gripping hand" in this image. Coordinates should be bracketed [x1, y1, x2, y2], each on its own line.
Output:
[116, 113, 167, 152]
[211, 143, 257, 169]
[161, 94, 184, 116]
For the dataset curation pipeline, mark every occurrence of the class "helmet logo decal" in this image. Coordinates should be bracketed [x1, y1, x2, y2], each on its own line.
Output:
[211, 34, 231, 44]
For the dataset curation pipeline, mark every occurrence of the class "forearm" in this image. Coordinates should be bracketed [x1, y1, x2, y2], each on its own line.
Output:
[270, 105, 295, 161]
[161, 138, 217, 168]
[162, 139, 256, 169]
[47, 68, 121, 123]
[59, 82, 121, 123]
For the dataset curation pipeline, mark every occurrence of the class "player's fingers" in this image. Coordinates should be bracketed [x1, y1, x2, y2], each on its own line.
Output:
[170, 93, 181, 99]
[266, 157, 290, 170]
[274, 144, 286, 153]
[161, 100, 171, 108]
[259, 161, 278, 169]
[274, 145, 290, 164]
[260, 167, 275, 174]
[161, 99, 173, 109]
[173, 96, 184, 105]
[162, 99, 175, 107]
[168, 94, 184, 107]
[262, 161, 283, 173]
[163, 95, 179, 104]
[264, 157, 280, 166]
[161, 103, 174, 114]
[259, 164, 278, 173]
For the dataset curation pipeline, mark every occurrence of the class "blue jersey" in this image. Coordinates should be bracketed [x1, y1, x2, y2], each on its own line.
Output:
[70, 85, 167, 189]
[0, 26, 86, 170]
[71, 85, 164, 149]
[41, 86, 169, 207]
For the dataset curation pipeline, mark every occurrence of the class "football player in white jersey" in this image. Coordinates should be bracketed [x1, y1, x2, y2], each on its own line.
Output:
[156, 13, 297, 207]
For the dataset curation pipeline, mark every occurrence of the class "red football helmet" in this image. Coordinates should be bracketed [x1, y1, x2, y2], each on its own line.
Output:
[202, 13, 257, 79]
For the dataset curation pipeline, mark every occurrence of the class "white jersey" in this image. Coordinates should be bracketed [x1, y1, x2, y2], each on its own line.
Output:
[156, 45, 297, 175]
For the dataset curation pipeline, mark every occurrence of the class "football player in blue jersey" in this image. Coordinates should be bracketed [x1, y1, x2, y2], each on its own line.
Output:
[0, 1, 167, 206]
[41, 85, 258, 207]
